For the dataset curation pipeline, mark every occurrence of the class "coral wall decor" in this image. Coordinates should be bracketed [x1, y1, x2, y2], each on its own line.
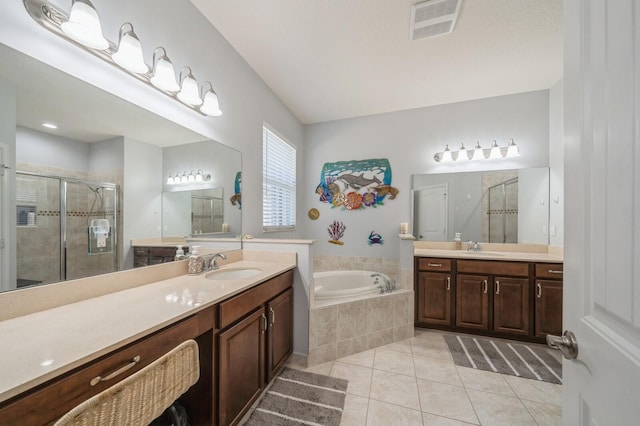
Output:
[367, 231, 384, 245]
[229, 171, 241, 209]
[328, 220, 346, 245]
[315, 158, 398, 210]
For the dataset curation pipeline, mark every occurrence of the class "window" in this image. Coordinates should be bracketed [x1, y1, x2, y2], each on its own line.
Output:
[262, 125, 296, 231]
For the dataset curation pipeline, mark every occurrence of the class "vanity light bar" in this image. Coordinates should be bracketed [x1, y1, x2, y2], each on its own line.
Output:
[434, 139, 520, 162]
[167, 170, 212, 185]
[23, 0, 222, 117]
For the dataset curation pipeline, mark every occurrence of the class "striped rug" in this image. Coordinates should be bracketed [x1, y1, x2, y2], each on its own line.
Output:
[443, 334, 563, 384]
[244, 367, 348, 426]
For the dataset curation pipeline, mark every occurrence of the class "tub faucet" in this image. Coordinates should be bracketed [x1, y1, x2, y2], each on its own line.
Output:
[371, 273, 395, 293]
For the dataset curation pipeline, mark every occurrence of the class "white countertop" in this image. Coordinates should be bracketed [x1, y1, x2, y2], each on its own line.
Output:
[0, 259, 295, 403]
[414, 248, 563, 263]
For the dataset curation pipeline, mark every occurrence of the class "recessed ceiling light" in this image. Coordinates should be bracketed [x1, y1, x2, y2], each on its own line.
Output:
[42, 122, 58, 129]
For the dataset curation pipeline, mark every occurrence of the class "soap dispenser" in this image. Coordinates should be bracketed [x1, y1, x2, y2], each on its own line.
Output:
[188, 246, 203, 275]
[175, 245, 185, 261]
[454, 233, 462, 250]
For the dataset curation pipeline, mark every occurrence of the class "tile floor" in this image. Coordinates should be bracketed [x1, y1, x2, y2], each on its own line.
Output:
[288, 328, 562, 426]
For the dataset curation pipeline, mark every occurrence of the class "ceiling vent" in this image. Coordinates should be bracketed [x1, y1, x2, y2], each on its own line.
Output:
[410, 0, 462, 41]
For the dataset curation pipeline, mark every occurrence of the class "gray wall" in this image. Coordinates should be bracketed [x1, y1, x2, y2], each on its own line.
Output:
[302, 90, 551, 258]
[548, 80, 564, 246]
[0, 78, 16, 291]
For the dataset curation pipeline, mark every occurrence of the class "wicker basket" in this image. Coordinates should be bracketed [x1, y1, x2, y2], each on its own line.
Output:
[54, 339, 200, 426]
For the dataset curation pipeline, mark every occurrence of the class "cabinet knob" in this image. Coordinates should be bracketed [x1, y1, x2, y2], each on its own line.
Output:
[495, 280, 500, 294]
[483, 280, 488, 294]
[428, 263, 442, 267]
[537, 283, 542, 298]
[446, 276, 450, 291]
[269, 307, 276, 325]
[548, 269, 563, 274]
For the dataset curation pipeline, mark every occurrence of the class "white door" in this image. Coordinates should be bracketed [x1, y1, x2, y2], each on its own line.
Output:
[562, 0, 640, 423]
[417, 184, 447, 241]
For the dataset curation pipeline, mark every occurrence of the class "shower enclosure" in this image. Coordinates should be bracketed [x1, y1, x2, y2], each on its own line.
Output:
[16, 172, 118, 288]
[487, 177, 518, 243]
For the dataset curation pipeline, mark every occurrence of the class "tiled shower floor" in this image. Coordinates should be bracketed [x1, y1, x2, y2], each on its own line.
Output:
[287, 328, 562, 425]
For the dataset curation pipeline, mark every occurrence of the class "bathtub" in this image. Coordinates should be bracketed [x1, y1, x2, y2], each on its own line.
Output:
[313, 270, 390, 301]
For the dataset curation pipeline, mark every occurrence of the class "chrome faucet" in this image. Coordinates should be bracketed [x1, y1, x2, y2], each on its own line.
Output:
[187, 252, 227, 275]
[209, 253, 227, 270]
[467, 241, 481, 252]
[371, 273, 396, 293]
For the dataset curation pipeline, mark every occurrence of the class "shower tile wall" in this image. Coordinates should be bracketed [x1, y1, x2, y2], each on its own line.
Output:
[481, 170, 518, 243]
[313, 255, 401, 286]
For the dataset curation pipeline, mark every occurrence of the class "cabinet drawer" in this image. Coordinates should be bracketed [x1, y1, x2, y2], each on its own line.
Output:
[418, 258, 452, 272]
[219, 269, 294, 329]
[0, 315, 200, 426]
[535, 263, 563, 279]
[457, 260, 529, 277]
[133, 247, 150, 256]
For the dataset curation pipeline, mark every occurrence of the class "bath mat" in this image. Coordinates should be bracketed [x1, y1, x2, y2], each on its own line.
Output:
[443, 334, 563, 384]
[244, 367, 348, 426]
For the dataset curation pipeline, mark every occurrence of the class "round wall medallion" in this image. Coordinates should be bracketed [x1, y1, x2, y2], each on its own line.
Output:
[308, 208, 320, 220]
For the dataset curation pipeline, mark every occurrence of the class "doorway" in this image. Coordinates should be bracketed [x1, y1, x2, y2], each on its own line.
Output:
[416, 184, 448, 241]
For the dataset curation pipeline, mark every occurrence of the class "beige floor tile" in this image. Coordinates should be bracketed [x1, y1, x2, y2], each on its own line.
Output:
[466, 388, 536, 425]
[369, 369, 421, 410]
[340, 394, 369, 426]
[374, 349, 416, 377]
[455, 366, 516, 397]
[521, 399, 562, 426]
[330, 362, 373, 398]
[416, 379, 479, 425]
[378, 339, 413, 354]
[410, 338, 452, 360]
[414, 328, 446, 342]
[413, 354, 462, 386]
[504, 375, 563, 406]
[366, 399, 423, 425]
[422, 412, 478, 425]
[337, 349, 376, 368]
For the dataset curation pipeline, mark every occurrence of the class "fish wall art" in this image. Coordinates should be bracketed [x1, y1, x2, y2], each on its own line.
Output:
[229, 171, 241, 209]
[315, 158, 399, 210]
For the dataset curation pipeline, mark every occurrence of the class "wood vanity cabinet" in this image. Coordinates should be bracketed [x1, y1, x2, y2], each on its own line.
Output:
[0, 309, 215, 426]
[217, 270, 294, 426]
[415, 256, 555, 341]
[534, 263, 564, 338]
[415, 258, 453, 326]
[133, 245, 188, 268]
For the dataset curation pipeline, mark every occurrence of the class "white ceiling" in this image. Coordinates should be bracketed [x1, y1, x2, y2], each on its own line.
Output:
[192, 0, 563, 124]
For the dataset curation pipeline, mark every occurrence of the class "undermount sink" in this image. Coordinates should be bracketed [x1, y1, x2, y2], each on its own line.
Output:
[205, 267, 263, 280]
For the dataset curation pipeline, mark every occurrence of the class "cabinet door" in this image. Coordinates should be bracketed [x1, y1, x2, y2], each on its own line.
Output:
[535, 280, 563, 338]
[218, 308, 266, 426]
[493, 277, 530, 336]
[456, 274, 489, 330]
[416, 272, 452, 326]
[267, 288, 293, 381]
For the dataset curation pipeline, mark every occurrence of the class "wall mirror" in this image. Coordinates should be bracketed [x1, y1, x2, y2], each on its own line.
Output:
[0, 43, 242, 293]
[411, 167, 550, 244]
[162, 188, 227, 238]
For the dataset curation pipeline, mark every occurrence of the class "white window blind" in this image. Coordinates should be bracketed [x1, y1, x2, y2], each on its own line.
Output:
[263, 126, 296, 231]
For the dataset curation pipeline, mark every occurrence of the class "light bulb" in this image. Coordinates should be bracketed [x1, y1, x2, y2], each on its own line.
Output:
[177, 67, 203, 106]
[440, 145, 453, 163]
[472, 142, 484, 160]
[505, 139, 520, 158]
[167, 174, 174, 185]
[457, 143, 469, 161]
[489, 140, 502, 159]
[151, 47, 179, 92]
[200, 83, 222, 116]
[112, 23, 148, 74]
[61, 0, 109, 50]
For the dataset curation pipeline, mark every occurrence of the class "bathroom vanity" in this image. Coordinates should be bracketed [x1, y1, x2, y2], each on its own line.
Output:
[0, 253, 295, 426]
[414, 245, 563, 342]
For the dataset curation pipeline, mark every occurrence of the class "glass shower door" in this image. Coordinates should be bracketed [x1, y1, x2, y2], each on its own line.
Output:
[15, 173, 62, 287]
